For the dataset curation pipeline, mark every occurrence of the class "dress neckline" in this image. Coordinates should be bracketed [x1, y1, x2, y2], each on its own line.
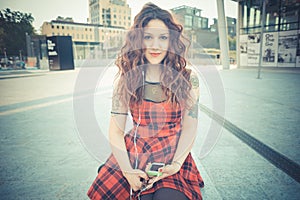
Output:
[145, 80, 161, 85]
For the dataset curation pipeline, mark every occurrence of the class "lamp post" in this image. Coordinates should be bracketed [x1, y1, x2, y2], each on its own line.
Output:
[105, 32, 109, 59]
[31, 42, 34, 57]
[257, 0, 267, 79]
[4, 48, 7, 66]
[104, 9, 108, 59]
[19, 50, 22, 61]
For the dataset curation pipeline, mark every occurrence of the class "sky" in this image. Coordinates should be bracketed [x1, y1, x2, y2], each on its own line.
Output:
[0, 0, 237, 32]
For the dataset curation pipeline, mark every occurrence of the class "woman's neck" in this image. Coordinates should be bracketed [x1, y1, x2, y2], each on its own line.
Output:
[145, 64, 162, 82]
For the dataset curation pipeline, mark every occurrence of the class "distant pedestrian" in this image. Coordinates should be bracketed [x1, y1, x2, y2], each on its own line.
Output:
[87, 3, 204, 200]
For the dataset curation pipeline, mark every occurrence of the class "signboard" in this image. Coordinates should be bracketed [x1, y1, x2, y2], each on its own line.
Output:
[277, 30, 298, 67]
[47, 36, 74, 70]
[262, 32, 278, 67]
[47, 37, 59, 70]
[239, 35, 248, 66]
[296, 31, 300, 68]
[247, 33, 260, 66]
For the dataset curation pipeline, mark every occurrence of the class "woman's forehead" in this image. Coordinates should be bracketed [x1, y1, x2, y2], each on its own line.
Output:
[144, 19, 169, 33]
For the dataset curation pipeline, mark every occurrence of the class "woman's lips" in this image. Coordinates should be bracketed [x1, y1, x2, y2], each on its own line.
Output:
[150, 52, 161, 57]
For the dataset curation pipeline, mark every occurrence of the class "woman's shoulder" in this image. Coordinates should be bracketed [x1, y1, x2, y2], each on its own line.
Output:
[185, 65, 199, 84]
[112, 73, 122, 89]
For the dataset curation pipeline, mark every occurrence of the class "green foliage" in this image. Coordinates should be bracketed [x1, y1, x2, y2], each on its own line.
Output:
[0, 8, 36, 56]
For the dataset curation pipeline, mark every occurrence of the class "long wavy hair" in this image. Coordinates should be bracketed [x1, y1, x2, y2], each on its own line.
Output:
[115, 3, 192, 108]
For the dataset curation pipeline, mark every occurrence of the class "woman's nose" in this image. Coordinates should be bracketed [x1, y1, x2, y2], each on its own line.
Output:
[151, 38, 160, 49]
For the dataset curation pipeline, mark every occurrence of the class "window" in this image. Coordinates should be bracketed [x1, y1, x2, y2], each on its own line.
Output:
[279, 0, 299, 30]
[186, 9, 192, 14]
[184, 15, 192, 27]
[51, 25, 54, 29]
[202, 18, 208, 29]
[195, 17, 202, 28]
[57, 25, 59, 29]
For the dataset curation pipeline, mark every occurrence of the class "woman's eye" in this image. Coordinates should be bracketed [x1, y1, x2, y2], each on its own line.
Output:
[160, 36, 168, 40]
[144, 35, 152, 40]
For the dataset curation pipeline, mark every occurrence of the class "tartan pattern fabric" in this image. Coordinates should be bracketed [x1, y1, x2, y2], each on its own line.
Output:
[87, 100, 204, 200]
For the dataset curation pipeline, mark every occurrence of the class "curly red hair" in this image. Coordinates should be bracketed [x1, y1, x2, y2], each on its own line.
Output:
[115, 3, 192, 108]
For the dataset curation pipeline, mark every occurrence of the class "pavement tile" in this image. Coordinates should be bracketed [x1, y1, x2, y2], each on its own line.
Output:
[1, 66, 300, 199]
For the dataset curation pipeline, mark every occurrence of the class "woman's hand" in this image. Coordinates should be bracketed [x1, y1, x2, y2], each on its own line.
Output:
[145, 162, 182, 190]
[123, 169, 149, 191]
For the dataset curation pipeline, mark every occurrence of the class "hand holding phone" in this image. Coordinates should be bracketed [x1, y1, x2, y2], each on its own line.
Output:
[146, 162, 165, 177]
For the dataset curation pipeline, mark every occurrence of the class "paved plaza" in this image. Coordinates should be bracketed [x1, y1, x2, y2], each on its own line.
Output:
[0, 64, 299, 199]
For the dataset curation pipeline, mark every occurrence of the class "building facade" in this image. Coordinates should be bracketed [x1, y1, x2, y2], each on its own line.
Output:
[171, 5, 219, 57]
[41, 0, 131, 60]
[171, 5, 209, 30]
[42, 17, 126, 60]
[210, 17, 237, 38]
[234, 0, 300, 68]
[89, 0, 131, 29]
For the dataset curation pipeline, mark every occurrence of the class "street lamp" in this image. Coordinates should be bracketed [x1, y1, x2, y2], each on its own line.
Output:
[105, 32, 109, 59]
[19, 50, 22, 61]
[31, 42, 34, 56]
[257, 0, 267, 79]
[4, 48, 7, 66]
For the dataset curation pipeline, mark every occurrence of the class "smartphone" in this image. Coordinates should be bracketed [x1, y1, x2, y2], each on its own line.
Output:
[146, 162, 165, 177]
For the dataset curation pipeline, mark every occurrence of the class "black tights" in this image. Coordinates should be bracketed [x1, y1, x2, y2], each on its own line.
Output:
[140, 188, 188, 200]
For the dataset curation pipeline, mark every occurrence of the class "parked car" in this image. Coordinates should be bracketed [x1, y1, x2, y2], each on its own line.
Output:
[0, 58, 13, 68]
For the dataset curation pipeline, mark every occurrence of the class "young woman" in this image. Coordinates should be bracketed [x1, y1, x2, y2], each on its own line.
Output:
[87, 3, 204, 200]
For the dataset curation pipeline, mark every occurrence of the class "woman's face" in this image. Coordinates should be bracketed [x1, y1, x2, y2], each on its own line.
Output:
[143, 19, 169, 64]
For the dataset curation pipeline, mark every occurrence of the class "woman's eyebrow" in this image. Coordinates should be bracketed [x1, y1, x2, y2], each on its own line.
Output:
[144, 32, 169, 36]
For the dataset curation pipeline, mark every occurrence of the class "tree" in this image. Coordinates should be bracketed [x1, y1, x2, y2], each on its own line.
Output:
[0, 8, 36, 57]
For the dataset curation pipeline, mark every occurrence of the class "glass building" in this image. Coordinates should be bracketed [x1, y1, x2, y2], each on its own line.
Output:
[234, 0, 300, 67]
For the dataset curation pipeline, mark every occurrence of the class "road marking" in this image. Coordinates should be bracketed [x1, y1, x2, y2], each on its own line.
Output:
[199, 103, 300, 184]
[0, 90, 112, 116]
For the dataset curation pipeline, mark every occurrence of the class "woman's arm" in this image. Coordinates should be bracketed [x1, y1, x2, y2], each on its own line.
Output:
[108, 80, 148, 191]
[172, 71, 200, 165]
[146, 71, 200, 188]
[109, 114, 133, 171]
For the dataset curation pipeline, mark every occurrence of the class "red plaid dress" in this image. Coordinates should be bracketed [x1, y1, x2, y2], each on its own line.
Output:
[87, 99, 204, 199]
